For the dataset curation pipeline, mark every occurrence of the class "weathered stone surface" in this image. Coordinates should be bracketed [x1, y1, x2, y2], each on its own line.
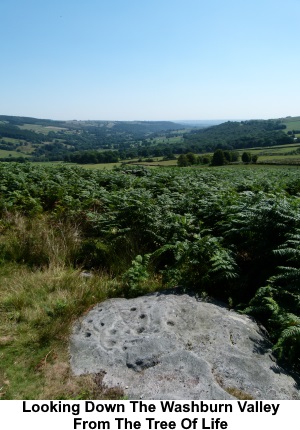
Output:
[69, 292, 300, 399]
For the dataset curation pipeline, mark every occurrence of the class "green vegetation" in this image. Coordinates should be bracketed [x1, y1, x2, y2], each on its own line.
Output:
[280, 116, 300, 137]
[1, 113, 300, 398]
[176, 145, 300, 169]
[241, 151, 258, 163]
[235, 143, 300, 165]
[0, 263, 126, 399]
[177, 153, 199, 166]
[0, 149, 30, 159]
[184, 119, 294, 153]
[1, 163, 300, 399]
[211, 149, 226, 166]
[1, 115, 300, 166]
[0, 115, 186, 162]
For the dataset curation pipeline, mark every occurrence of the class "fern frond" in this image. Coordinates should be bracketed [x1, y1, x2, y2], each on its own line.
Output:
[262, 297, 280, 314]
[279, 325, 300, 341]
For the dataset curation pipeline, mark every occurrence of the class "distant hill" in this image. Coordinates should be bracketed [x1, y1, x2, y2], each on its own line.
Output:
[279, 116, 300, 136]
[0, 115, 184, 134]
[0, 114, 298, 163]
[0, 115, 185, 161]
[173, 119, 227, 128]
[182, 118, 295, 152]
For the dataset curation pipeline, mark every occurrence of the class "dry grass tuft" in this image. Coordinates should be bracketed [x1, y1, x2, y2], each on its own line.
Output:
[214, 372, 254, 400]
[41, 350, 124, 400]
[224, 386, 254, 400]
[0, 213, 81, 268]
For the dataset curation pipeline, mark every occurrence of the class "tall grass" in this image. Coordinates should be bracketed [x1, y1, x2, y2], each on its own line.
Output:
[0, 263, 122, 399]
[0, 213, 81, 268]
[0, 213, 161, 398]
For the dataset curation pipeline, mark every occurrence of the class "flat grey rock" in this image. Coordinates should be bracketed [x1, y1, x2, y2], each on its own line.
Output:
[69, 292, 300, 399]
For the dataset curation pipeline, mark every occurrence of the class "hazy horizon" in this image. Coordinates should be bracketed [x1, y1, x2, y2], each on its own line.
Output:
[1, 114, 290, 124]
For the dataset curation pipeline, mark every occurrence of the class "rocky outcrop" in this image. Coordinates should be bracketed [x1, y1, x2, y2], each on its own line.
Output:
[70, 292, 300, 399]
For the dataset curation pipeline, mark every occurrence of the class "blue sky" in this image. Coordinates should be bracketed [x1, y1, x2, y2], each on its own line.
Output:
[1, 0, 299, 121]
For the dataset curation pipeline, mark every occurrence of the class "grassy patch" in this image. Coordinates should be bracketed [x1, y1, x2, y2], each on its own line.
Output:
[281, 117, 300, 132]
[80, 162, 122, 170]
[18, 124, 67, 134]
[0, 213, 161, 399]
[234, 145, 300, 164]
[131, 159, 178, 167]
[0, 149, 30, 158]
[0, 263, 122, 399]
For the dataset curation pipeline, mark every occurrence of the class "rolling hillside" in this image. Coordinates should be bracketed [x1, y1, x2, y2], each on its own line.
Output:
[0, 116, 185, 161]
[183, 119, 295, 152]
[0, 115, 299, 163]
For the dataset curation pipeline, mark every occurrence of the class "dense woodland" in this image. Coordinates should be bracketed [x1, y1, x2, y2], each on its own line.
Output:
[183, 120, 293, 152]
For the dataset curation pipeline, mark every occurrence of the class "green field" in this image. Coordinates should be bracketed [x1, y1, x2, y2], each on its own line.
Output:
[148, 135, 184, 145]
[281, 116, 300, 131]
[280, 117, 300, 138]
[18, 124, 67, 134]
[0, 149, 30, 158]
[80, 161, 121, 170]
[236, 143, 300, 164]
[1, 137, 26, 144]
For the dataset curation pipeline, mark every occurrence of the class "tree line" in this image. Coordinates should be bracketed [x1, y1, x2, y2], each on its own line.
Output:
[177, 150, 258, 166]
